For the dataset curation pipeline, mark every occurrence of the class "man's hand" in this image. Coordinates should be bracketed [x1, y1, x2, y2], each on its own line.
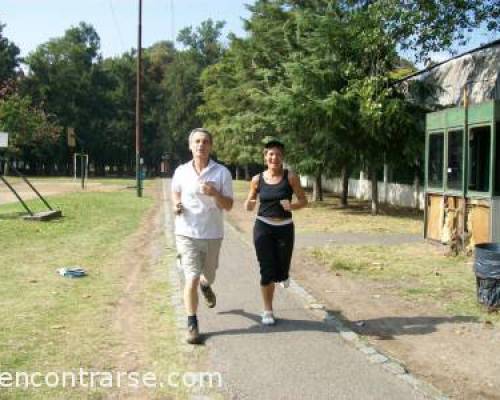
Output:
[199, 182, 217, 197]
[198, 181, 233, 211]
[173, 202, 184, 215]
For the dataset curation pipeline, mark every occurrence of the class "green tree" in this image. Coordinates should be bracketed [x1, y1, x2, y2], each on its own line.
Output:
[161, 20, 226, 166]
[200, 1, 293, 178]
[0, 22, 20, 83]
[22, 22, 110, 173]
[0, 94, 61, 173]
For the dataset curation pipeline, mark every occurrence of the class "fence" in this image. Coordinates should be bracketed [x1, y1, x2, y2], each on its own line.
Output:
[300, 172, 425, 210]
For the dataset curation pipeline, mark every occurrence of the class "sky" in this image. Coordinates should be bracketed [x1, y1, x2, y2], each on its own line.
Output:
[1, 0, 251, 58]
[1, 0, 498, 64]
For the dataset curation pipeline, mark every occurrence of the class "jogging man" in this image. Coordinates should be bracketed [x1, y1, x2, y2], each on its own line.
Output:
[171, 128, 233, 344]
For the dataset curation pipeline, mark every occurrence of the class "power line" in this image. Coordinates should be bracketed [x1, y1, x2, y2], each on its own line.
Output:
[108, 0, 126, 53]
[171, 0, 175, 45]
[165, 0, 176, 46]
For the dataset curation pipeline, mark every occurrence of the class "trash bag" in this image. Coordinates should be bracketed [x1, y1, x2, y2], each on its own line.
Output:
[474, 243, 500, 279]
[474, 243, 500, 310]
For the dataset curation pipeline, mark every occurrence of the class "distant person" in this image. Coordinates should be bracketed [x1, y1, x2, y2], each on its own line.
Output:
[171, 128, 233, 344]
[244, 139, 307, 325]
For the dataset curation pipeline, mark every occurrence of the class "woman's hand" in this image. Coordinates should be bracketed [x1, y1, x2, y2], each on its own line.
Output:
[245, 199, 257, 211]
[280, 199, 291, 211]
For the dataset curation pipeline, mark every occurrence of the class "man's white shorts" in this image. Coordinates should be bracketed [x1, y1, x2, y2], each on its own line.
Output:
[175, 235, 222, 284]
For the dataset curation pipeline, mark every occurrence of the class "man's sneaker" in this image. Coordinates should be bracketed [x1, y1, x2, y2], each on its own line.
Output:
[261, 311, 275, 325]
[200, 284, 216, 308]
[186, 325, 201, 344]
[280, 278, 290, 288]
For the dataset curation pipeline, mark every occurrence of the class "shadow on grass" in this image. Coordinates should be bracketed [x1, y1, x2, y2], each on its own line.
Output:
[0, 211, 27, 220]
[195, 308, 478, 344]
[327, 309, 478, 340]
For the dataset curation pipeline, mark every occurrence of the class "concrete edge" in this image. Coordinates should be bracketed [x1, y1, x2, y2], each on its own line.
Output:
[224, 219, 448, 400]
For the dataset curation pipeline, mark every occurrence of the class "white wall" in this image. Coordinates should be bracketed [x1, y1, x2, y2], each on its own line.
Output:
[300, 175, 425, 210]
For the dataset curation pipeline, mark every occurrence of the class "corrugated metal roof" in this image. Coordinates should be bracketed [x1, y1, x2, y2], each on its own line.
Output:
[399, 40, 500, 107]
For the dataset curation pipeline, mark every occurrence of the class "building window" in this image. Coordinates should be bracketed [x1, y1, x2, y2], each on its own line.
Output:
[447, 129, 463, 191]
[428, 132, 444, 188]
[468, 126, 491, 193]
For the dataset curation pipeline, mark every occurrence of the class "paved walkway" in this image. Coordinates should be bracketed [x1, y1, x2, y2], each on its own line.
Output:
[163, 180, 431, 400]
[296, 231, 422, 249]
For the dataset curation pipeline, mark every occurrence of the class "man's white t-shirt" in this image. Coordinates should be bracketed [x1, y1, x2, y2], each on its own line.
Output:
[171, 159, 233, 239]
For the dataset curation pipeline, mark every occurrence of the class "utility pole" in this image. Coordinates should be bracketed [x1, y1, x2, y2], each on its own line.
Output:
[135, 0, 143, 197]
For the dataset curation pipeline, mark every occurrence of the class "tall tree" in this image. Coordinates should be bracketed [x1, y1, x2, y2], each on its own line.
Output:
[0, 22, 20, 83]
[22, 22, 110, 173]
[0, 94, 61, 173]
[162, 19, 226, 165]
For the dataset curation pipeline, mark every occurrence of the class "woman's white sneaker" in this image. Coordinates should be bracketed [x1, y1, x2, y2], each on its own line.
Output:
[280, 278, 290, 288]
[261, 311, 275, 325]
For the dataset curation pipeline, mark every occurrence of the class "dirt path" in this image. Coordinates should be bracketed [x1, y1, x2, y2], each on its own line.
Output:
[227, 200, 500, 400]
[108, 182, 166, 399]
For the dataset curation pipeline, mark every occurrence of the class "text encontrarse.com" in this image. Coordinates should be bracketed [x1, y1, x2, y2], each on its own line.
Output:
[0, 369, 223, 389]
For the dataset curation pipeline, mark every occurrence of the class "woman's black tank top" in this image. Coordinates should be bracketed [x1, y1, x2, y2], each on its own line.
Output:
[257, 169, 293, 219]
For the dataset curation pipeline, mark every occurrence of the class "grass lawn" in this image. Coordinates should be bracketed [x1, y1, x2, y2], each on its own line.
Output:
[0, 186, 187, 399]
[311, 243, 499, 322]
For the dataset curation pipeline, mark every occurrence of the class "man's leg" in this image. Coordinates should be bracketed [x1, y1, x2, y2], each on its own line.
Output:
[199, 239, 222, 308]
[176, 235, 203, 344]
[184, 276, 200, 316]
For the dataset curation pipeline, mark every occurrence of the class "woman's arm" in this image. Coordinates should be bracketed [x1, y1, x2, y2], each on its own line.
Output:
[287, 172, 308, 211]
[244, 175, 259, 211]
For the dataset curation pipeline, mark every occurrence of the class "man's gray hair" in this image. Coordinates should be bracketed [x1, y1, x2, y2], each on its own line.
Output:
[188, 128, 213, 145]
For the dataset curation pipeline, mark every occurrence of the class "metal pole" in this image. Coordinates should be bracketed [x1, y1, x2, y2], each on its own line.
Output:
[461, 83, 469, 251]
[0, 176, 34, 216]
[11, 166, 54, 211]
[135, 0, 143, 197]
[81, 154, 85, 189]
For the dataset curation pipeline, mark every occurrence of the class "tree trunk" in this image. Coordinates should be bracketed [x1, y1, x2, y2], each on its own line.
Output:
[235, 166, 240, 180]
[370, 166, 379, 216]
[341, 165, 349, 208]
[312, 172, 323, 202]
[244, 164, 250, 180]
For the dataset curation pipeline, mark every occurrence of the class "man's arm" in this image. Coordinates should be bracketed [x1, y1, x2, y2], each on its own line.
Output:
[214, 190, 234, 211]
[171, 190, 183, 214]
[201, 183, 233, 211]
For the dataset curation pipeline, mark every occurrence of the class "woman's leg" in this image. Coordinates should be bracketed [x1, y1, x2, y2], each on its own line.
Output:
[275, 223, 295, 282]
[261, 282, 275, 311]
[254, 220, 278, 311]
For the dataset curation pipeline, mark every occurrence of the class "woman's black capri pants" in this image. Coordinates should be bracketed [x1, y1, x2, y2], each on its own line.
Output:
[253, 219, 294, 286]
